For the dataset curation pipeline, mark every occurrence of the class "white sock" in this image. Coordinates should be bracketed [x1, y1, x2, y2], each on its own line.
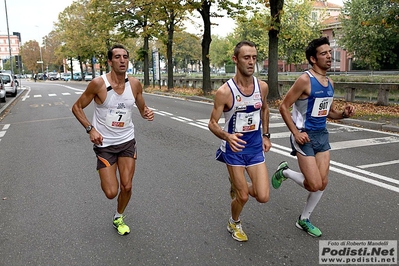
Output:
[300, 190, 324, 220]
[230, 217, 240, 223]
[114, 211, 123, 220]
[284, 168, 305, 188]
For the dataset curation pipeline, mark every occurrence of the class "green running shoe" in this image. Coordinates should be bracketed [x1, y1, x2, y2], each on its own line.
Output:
[113, 216, 130, 236]
[295, 216, 322, 237]
[271, 161, 288, 189]
[227, 219, 248, 242]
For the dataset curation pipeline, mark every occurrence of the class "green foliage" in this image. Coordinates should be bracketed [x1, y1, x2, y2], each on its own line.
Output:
[209, 35, 236, 68]
[279, 0, 321, 65]
[339, 0, 399, 70]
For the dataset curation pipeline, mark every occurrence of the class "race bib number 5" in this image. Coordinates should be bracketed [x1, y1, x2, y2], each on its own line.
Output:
[105, 109, 132, 128]
[235, 110, 260, 133]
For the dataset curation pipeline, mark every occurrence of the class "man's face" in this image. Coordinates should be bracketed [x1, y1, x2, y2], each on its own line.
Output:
[109, 48, 129, 73]
[314, 44, 332, 70]
[233, 45, 257, 77]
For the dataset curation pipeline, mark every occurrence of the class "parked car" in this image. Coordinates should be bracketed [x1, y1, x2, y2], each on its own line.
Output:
[48, 73, 59, 80]
[61, 73, 71, 81]
[0, 73, 17, 97]
[84, 73, 93, 82]
[0, 78, 5, 103]
[73, 73, 82, 81]
[259, 68, 268, 75]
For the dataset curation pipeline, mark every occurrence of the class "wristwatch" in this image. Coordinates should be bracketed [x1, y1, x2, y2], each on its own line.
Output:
[262, 133, 271, 139]
[86, 125, 94, 134]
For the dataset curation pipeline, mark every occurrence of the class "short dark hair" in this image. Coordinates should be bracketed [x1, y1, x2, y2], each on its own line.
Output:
[107, 44, 129, 60]
[305, 37, 330, 65]
[234, 40, 256, 57]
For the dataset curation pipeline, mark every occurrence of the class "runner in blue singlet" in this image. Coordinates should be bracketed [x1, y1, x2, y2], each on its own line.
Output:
[208, 41, 272, 242]
[271, 37, 355, 237]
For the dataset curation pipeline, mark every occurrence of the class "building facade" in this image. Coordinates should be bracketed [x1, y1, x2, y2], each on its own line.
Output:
[0, 33, 20, 71]
[263, 0, 350, 73]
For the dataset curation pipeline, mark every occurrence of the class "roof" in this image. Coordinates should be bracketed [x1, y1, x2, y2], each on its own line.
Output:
[312, 1, 342, 9]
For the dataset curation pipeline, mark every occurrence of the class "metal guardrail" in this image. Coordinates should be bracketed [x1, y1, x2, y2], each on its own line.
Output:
[138, 77, 399, 106]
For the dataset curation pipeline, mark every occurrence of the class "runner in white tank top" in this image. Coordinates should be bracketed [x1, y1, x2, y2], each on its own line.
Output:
[72, 44, 154, 236]
[92, 74, 136, 147]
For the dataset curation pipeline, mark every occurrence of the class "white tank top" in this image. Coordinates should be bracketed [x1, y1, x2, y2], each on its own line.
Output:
[92, 74, 136, 147]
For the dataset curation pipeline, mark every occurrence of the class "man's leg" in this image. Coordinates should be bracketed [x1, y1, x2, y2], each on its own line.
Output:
[227, 165, 249, 242]
[294, 151, 330, 237]
[98, 163, 119, 200]
[246, 163, 270, 203]
[116, 156, 136, 215]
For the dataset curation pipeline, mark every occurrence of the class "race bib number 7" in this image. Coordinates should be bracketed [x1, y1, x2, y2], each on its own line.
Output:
[105, 109, 132, 128]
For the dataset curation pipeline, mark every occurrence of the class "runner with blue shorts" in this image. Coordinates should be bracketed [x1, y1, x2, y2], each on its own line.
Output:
[209, 41, 272, 242]
[272, 37, 355, 237]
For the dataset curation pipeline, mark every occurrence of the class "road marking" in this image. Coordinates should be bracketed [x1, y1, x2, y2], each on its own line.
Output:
[271, 143, 399, 193]
[49, 94, 57, 97]
[358, 160, 399, 169]
[14, 90, 399, 193]
[330, 136, 399, 150]
[0, 124, 10, 139]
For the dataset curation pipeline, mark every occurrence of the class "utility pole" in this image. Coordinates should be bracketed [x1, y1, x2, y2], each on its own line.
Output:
[4, 0, 14, 74]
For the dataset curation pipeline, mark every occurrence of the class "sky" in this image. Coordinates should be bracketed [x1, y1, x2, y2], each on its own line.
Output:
[1, 0, 344, 45]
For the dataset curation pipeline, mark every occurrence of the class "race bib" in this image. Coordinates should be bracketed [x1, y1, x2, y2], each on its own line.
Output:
[235, 110, 260, 133]
[105, 108, 132, 128]
[311, 97, 333, 117]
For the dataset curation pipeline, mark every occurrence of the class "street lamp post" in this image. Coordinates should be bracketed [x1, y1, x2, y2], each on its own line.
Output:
[35, 26, 44, 75]
[4, 0, 13, 74]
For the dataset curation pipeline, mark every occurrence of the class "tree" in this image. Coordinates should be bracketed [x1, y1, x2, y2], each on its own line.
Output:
[339, 0, 399, 70]
[209, 34, 237, 69]
[267, 0, 284, 100]
[113, 0, 155, 88]
[189, 0, 246, 95]
[235, 8, 270, 72]
[279, 0, 321, 68]
[171, 31, 202, 73]
[42, 30, 64, 73]
[20, 40, 42, 74]
[154, 1, 192, 90]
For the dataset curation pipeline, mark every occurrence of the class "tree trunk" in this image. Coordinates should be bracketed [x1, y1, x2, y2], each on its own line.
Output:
[167, 12, 175, 91]
[143, 36, 150, 88]
[199, 1, 212, 95]
[268, 0, 284, 100]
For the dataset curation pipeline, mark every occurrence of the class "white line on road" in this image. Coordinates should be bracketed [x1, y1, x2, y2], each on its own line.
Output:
[330, 136, 399, 150]
[271, 143, 399, 193]
[358, 160, 399, 169]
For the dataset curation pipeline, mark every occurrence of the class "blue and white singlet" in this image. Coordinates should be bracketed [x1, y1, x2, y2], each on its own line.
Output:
[291, 71, 334, 131]
[219, 77, 263, 154]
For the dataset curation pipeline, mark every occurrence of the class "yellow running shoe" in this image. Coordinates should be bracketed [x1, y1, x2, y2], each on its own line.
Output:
[113, 216, 130, 235]
[227, 219, 248, 242]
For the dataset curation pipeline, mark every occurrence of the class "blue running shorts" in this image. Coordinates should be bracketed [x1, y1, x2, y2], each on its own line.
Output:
[290, 128, 330, 156]
[216, 149, 265, 167]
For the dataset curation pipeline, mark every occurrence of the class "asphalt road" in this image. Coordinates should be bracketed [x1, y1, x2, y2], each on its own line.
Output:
[0, 80, 398, 266]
